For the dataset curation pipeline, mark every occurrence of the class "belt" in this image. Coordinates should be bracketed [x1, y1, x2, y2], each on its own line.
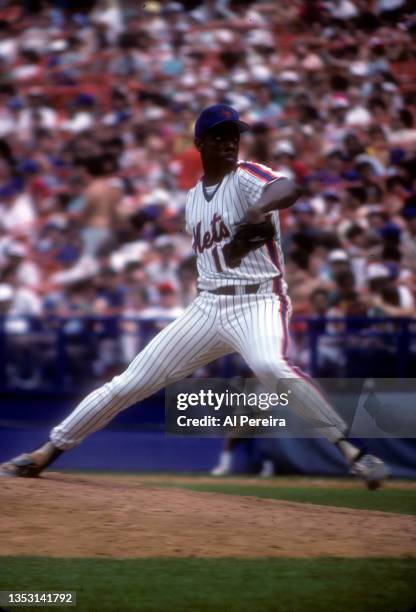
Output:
[205, 283, 261, 296]
[198, 277, 283, 296]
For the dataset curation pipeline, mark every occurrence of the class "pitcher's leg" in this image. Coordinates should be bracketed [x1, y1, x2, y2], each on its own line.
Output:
[50, 300, 228, 450]
[223, 294, 348, 443]
[221, 293, 389, 488]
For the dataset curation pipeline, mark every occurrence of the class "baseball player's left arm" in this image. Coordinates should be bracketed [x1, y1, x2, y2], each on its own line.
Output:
[246, 178, 301, 223]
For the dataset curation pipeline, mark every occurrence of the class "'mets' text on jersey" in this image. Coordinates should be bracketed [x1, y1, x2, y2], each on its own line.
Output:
[185, 161, 287, 291]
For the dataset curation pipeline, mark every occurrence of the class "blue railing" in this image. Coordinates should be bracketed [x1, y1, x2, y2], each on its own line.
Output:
[301, 316, 416, 378]
[0, 315, 415, 392]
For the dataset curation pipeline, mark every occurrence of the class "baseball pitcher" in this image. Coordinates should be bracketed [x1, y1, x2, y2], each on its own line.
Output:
[0, 104, 389, 489]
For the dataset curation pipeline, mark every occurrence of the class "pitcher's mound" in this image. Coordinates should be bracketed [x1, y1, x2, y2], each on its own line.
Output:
[1, 473, 414, 559]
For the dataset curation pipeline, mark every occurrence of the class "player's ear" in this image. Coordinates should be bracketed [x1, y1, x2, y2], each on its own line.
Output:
[194, 137, 202, 151]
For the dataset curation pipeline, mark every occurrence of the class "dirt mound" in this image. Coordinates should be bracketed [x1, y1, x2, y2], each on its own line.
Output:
[1, 473, 414, 559]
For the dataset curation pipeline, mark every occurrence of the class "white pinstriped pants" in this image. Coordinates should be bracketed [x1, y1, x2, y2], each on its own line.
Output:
[50, 289, 347, 449]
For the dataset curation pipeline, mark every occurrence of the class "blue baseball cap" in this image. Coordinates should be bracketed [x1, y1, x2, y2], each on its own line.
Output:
[194, 104, 250, 139]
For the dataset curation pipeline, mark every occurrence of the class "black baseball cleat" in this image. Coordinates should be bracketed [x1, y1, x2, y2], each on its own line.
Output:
[350, 454, 390, 490]
[0, 454, 44, 478]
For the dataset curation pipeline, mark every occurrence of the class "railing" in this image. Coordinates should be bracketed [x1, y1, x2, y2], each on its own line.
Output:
[0, 315, 415, 392]
[299, 316, 416, 378]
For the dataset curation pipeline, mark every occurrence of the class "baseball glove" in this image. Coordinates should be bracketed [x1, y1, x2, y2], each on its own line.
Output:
[223, 214, 275, 268]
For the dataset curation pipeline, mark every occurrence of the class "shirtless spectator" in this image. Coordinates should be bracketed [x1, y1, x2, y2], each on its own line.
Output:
[79, 154, 123, 256]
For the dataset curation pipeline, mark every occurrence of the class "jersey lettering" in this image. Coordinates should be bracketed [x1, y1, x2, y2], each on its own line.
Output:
[192, 213, 230, 254]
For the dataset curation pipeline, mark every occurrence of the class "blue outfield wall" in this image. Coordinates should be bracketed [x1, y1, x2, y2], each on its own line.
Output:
[0, 392, 415, 477]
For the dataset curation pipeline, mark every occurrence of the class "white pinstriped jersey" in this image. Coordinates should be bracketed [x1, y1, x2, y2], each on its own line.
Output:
[185, 160, 287, 291]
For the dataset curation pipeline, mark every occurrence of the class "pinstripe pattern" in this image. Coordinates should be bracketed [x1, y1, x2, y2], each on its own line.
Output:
[186, 160, 288, 292]
[219, 292, 347, 442]
[50, 289, 346, 449]
[49, 160, 346, 451]
[51, 295, 230, 449]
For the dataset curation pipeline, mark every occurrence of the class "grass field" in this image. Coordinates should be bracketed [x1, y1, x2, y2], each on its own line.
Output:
[1, 557, 415, 612]
[144, 477, 416, 515]
[65, 471, 416, 515]
[1, 474, 415, 612]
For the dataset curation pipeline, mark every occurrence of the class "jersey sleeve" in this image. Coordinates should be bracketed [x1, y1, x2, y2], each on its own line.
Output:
[238, 161, 284, 208]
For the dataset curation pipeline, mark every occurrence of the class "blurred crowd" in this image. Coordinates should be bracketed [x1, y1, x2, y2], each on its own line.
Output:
[0, 0, 415, 340]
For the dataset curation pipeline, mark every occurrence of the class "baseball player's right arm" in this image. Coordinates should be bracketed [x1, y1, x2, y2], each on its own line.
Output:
[238, 162, 300, 222]
[246, 178, 301, 223]
[256, 177, 301, 211]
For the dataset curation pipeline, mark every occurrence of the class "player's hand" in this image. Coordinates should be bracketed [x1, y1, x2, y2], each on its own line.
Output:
[244, 208, 268, 224]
